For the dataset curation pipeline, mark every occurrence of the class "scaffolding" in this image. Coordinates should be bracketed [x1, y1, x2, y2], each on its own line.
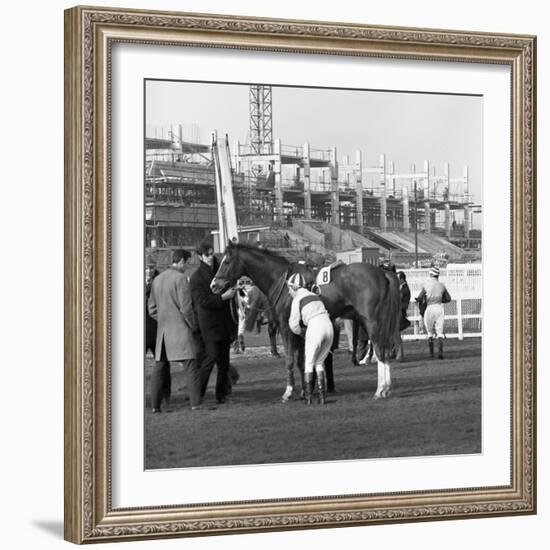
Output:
[145, 126, 480, 255]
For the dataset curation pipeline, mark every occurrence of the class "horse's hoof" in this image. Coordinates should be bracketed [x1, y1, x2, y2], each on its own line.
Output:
[281, 390, 294, 403]
[373, 394, 382, 400]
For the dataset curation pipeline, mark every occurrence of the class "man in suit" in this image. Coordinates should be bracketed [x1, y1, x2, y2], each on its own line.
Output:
[145, 266, 159, 356]
[190, 241, 237, 404]
[147, 249, 200, 412]
[395, 271, 412, 361]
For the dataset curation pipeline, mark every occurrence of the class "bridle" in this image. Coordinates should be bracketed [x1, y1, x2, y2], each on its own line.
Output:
[217, 251, 290, 310]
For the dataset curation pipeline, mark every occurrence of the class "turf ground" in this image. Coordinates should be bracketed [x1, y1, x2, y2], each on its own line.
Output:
[144, 337, 481, 470]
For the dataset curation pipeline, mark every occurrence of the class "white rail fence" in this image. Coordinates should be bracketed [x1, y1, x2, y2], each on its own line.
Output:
[401, 264, 482, 341]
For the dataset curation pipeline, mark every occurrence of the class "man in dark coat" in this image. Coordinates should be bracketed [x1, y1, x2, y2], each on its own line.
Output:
[190, 241, 237, 404]
[145, 266, 159, 356]
[398, 271, 412, 330]
[396, 271, 412, 361]
[147, 249, 201, 412]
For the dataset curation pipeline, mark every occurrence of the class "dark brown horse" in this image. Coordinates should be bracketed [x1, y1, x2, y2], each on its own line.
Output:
[211, 243, 401, 400]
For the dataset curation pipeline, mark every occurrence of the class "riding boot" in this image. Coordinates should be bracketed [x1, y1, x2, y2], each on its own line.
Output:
[304, 373, 314, 405]
[438, 338, 444, 359]
[325, 353, 335, 393]
[316, 370, 326, 405]
[239, 334, 245, 352]
[428, 338, 434, 358]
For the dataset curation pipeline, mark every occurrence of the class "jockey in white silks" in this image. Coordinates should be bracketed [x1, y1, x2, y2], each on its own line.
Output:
[416, 265, 452, 359]
[287, 273, 333, 405]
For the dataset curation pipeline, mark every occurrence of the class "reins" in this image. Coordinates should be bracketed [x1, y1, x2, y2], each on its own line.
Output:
[267, 267, 290, 308]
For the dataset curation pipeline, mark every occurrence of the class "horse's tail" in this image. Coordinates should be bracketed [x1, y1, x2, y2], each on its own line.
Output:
[376, 271, 401, 361]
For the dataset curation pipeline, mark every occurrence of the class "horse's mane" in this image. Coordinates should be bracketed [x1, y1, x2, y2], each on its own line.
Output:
[231, 243, 289, 264]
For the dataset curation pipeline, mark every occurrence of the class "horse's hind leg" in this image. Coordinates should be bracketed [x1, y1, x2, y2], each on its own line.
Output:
[372, 344, 392, 400]
[269, 324, 280, 357]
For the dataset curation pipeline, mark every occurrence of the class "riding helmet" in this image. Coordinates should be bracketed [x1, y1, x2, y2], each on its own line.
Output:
[287, 273, 306, 290]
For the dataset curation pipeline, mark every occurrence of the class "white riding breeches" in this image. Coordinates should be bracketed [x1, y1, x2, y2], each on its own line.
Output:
[424, 303, 445, 338]
[304, 314, 334, 374]
[237, 315, 246, 336]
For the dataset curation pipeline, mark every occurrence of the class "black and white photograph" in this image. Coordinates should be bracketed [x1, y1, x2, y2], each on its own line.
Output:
[57, 1, 538, 546]
[144, 80, 483, 470]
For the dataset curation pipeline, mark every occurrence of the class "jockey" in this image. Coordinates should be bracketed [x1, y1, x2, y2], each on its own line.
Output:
[287, 273, 334, 405]
[416, 265, 452, 359]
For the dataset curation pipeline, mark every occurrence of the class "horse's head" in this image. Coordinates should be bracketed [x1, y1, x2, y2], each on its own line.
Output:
[210, 242, 245, 294]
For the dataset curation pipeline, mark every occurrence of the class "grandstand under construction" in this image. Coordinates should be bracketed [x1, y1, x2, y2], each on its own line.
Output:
[145, 85, 481, 268]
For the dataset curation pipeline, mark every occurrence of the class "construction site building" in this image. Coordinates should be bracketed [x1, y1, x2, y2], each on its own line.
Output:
[145, 126, 481, 267]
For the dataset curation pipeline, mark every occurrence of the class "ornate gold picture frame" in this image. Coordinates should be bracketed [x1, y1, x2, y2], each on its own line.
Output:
[64, 5, 536, 544]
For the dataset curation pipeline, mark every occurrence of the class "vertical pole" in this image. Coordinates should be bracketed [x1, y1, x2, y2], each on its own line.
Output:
[444, 162, 451, 238]
[464, 205, 471, 242]
[444, 203, 451, 239]
[463, 165, 470, 243]
[379, 153, 387, 231]
[170, 124, 178, 163]
[388, 160, 395, 229]
[330, 147, 339, 226]
[274, 138, 284, 224]
[444, 162, 450, 200]
[463, 165, 470, 202]
[355, 150, 363, 228]
[303, 142, 311, 220]
[457, 297, 464, 340]
[402, 186, 409, 233]
[423, 160, 431, 234]
[390, 160, 396, 197]
[414, 180, 418, 268]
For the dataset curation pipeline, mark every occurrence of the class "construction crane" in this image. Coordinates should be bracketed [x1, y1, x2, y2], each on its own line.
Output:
[249, 85, 273, 155]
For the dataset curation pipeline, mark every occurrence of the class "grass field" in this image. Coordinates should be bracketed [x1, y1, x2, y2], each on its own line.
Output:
[145, 338, 481, 470]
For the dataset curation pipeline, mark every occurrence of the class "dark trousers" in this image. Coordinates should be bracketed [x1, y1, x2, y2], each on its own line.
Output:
[145, 316, 157, 355]
[198, 339, 231, 401]
[151, 341, 201, 409]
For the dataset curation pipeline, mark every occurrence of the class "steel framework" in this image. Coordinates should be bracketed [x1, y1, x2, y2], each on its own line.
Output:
[249, 85, 273, 155]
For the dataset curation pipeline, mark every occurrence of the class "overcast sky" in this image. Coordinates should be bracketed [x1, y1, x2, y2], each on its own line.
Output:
[146, 80, 483, 208]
